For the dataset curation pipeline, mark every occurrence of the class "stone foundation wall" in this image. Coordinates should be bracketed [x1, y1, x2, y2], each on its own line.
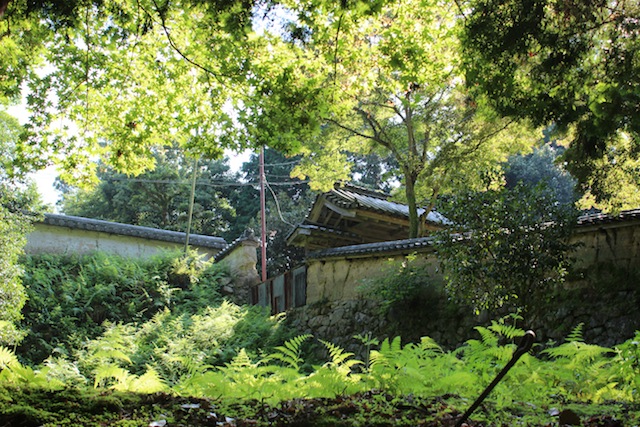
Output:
[285, 281, 640, 355]
[285, 299, 387, 356]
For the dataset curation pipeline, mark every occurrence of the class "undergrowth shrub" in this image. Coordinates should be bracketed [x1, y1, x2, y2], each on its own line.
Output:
[18, 250, 226, 364]
[0, 319, 638, 413]
[358, 253, 446, 316]
[65, 300, 289, 386]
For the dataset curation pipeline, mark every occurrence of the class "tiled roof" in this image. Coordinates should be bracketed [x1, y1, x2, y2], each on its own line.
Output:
[285, 223, 360, 241]
[308, 208, 640, 259]
[308, 236, 436, 259]
[41, 213, 227, 249]
[214, 229, 260, 261]
[577, 208, 640, 226]
[327, 184, 448, 224]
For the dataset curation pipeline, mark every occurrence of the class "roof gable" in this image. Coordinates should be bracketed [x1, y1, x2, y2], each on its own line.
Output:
[288, 184, 447, 250]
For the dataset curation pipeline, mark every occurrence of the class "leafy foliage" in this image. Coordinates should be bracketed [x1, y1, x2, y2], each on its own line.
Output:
[435, 183, 578, 311]
[0, 112, 47, 346]
[18, 250, 227, 364]
[240, 0, 537, 238]
[58, 147, 238, 236]
[4, 0, 256, 184]
[504, 142, 578, 206]
[0, 203, 30, 346]
[358, 253, 442, 315]
[265, 334, 312, 370]
[461, 0, 640, 211]
[2, 315, 640, 424]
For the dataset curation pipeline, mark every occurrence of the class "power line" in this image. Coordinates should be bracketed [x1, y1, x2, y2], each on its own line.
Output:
[102, 176, 308, 187]
[265, 179, 296, 227]
[264, 160, 302, 167]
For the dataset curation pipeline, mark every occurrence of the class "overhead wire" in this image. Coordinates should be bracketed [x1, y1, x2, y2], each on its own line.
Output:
[96, 158, 309, 228]
[102, 176, 309, 187]
[264, 178, 296, 227]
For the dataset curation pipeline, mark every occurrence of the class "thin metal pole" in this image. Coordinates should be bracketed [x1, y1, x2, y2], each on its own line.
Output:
[455, 330, 536, 427]
[259, 146, 267, 282]
[184, 156, 198, 254]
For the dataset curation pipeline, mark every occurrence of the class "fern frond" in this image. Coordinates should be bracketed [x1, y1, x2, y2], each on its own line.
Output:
[543, 341, 610, 364]
[369, 350, 390, 370]
[593, 382, 630, 403]
[264, 334, 311, 370]
[389, 336, 402, 352]
[378, 336, 402, 353]
[566, 323, 585, 343]
[167, 355, 211, 377]
[2, 364, 49, 387]
[417, 336, 444, 355]
[226, 349, 256, 370]
[486, 345, 515, 363]
[285, 334, 313, 353]
[488, 321, 525, 340]
[93, 365, 131, 388]
[0, 346, 19, 369]
[320, 340, 363, 371]
[460, 339, 488, 361]
[175, 371, 225, 397]
[127, 366, 168, 394]
[433, 371, 478, 393]
[27, 366, 66, 390]
[474, 326, 499, 347]
[91, 349, 132, 364]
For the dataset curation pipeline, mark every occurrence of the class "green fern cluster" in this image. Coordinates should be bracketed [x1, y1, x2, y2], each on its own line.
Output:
[2, 318, 639, 414]
[18, 250, 227, 364]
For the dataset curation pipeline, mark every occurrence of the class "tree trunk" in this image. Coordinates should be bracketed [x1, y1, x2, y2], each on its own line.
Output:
[0, 0, 9, 18]
[404, 170, 420, 238]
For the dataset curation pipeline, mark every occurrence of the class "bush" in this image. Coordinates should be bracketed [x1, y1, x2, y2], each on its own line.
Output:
[435, 183, 578, 312]
[18, 251, 225, 364]
[358, 254, 443, 316]
[0, 205, 30, 346]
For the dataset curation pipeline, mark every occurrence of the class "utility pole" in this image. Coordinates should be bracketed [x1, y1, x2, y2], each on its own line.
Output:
[184, 155, 198, 254]
[259, 146, 267, 282]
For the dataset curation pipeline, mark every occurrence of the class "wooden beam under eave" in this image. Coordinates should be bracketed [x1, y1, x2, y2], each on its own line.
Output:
[308, 195, 327, 223]
[355, 210, 411, 227]
[339, 219, 401, 239]
[324, 200, 357, 218]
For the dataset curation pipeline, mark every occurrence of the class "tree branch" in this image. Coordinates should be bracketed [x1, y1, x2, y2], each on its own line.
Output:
[426, 118, 516, 175]
[327, 112, 403, 163]
[453, 0, 467, 20]
[147, 0, 233, 85]
[331, 12, 344, 98]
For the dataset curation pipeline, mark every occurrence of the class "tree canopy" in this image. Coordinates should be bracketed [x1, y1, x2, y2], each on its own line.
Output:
[241, 0, 535, 237]
[461, 0, 640, 211]
[58, 146, 238, 236]
[1, 0, 259, 184]
[2, 0, 638, 223]
[504, 142, 578, 206]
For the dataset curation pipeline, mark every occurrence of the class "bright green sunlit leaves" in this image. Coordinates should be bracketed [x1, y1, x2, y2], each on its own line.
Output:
[11, 0, 251, 186]
[246, 0, 536, 237]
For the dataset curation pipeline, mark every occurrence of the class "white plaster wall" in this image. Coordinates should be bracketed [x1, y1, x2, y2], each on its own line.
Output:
[305, 222, 640, 305]
[306, 252, 441, 304]
[572, 223, 640, 271]
[26, 224, 219, 259]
